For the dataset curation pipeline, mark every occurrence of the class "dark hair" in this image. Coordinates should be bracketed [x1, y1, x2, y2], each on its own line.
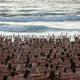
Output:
[66, 53, 69, 57]
[72, 68, 75, 73]
[11, 54, 14, 58]
[64, 67, 67, 72]
[38, 62, 41, 66]
[5, 61, 7, 65]
[25, 60, 29, 65]
[61, 57, 63, 60]
[45, 63, 49, 68]
[46, 58, 47, 61]
[56, 66, 59, 69]
[22, 69, 24, 74]
[53, 54, 56, 58]
[54, 46, 56, 48]
[50, 64, 53, 69]
[8, 63, 11, 68]
[30, 54, 32, 58]
[61, 52, 64, 55]
[34, 55, 37, 58]
[21, 53, 23, 57]
[69, 49, 71, 53]
[1, 61, 4, 64]
[11, 71, 15, 77]
[71, 62, 76, 70]
[25, 64, 28, 68]
[56, 50, 58, 53]
[13, 68, 16, 71]
[23, 59, 25, 61]
[14, 49, 16, 52]
[29, 64, 32, 68]
[8, 67, 11, 71]
[70, 58, 73, 63]
[62, 58, 65, 62]
[64, 48, 67, 52]
[7, 50, 9, 53]
[27, 57, 30, 62]
[74, 53, 75, 55]
[24, 70, 28, 78]
[44, 70, 47, 74]
[77, 53, 80, 56]
[58, 70, 61, 77]
[50, 59, 52, 63]
[3, 75, 7, 80]
[28, 69, 31, 74]
[47, 54, 50, 58]
[7, 55, 10, 61]
[48, 70, 55, 79]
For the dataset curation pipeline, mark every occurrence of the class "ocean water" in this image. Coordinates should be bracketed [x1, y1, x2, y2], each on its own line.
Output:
[0, 0, 80, 40]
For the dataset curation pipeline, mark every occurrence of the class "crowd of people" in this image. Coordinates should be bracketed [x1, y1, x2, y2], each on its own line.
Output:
[0, 34, 80, 80]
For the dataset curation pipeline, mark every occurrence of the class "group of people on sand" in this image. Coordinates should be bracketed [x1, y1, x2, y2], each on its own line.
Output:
[0, 33, 80, 80]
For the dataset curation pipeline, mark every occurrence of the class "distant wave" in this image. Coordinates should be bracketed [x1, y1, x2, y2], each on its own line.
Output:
[0, 25, 80, 32]
[0, 15, 80, 22]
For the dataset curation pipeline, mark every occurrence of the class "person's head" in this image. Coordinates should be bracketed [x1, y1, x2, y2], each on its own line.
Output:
[48, 70, 55, 80]
[77, 71, 80, 76]
[22, 69, 24, 74]
[38, 62, 41, 66]
[30, 54, 32, 58]
[72, 68, 75, 73]
[25, 60, 29, 65]
[18, 56, 21, 59]
[29, 64, 32, 68]
[32, 63, 36, 68]
[50, 58, 52, 62]
[56, 66, 59, 69]
[11, 71, 15, 77]
[8, 62, 11, 68]
[62, 58, 65, 62]
[66, 53, 69, 57]
[23, 70, 28, 78]
[7, 55, 10, 61]
[3, 75, 7, 80]
[28, 69, 31, 74]
[61, 57, 63, 60]
[61, 52, 64, 55]
[53, 54, 56, 58]
[25, 64, 28, 68]
[21, 53, 23, 57]
[58, 70, 61, 77]
[1, 61, 3, 64]
[11, 54, 14, 58]
[71, 61, 76, 70]
[13, 68, 16, 72]
[64, 67, 67, 72]
[45, 63, 49, 68]
[34, 55, 37, 58]
[70, 58, 73, 63]
[16, 66, 21, 71]
[50, 64, 53, 69]
[44, 70, 47, 74]
[47, 54, 50, 58]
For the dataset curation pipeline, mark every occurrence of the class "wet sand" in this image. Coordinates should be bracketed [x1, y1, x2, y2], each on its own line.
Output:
[0, 34, 80, 80]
